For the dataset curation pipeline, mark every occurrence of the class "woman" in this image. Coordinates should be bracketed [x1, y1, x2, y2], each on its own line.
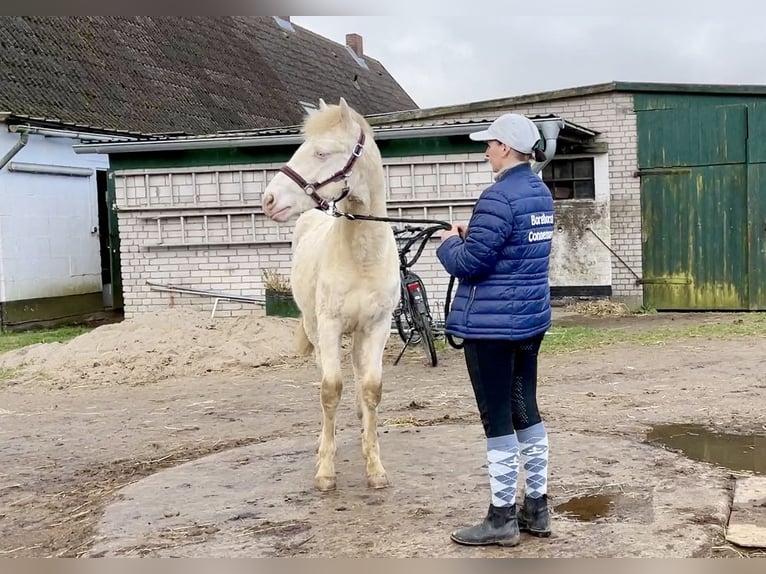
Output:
[437, 113, 554, 547]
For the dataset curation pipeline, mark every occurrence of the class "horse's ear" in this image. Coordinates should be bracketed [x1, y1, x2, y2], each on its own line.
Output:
[318, 98, 327, 110]
[338, 97, 352, 127]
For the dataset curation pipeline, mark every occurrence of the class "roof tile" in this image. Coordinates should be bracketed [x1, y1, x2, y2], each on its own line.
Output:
[0, 16, 418, 135]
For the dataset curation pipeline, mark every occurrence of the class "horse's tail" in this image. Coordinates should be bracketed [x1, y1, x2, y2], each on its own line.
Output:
[295, 317, 314, 356]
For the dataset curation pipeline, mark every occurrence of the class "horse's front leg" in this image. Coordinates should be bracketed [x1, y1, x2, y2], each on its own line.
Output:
[315, 320, 343, 491]
[352, 322, 390, 489]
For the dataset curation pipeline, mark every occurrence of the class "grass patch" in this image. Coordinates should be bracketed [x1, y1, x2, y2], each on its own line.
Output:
[0, 367, 17, 381]
[543, 314, 766, 354]
[433, 336, 448, 351]
[0, 326, 92, 355]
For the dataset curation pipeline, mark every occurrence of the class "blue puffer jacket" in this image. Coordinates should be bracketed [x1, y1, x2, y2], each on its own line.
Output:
[437, 163, 554, 341]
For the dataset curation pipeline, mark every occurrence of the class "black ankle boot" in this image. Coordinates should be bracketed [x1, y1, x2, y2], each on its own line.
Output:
[450, 504, 520, 547]
[517, 494, 551, 537]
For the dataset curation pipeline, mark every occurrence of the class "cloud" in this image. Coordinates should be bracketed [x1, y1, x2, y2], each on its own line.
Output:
[293, 7, 766, 109]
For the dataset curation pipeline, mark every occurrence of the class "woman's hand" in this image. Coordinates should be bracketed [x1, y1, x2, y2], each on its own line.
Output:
[441, 222, 467, 241]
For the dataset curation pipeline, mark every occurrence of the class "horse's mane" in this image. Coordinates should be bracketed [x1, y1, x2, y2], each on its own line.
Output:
[302, 103, 372, 140]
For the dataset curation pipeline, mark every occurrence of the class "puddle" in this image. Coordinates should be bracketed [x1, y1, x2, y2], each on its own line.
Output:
[554, 491, 654, 523]
[554, 494, 618, 522]
[647, 424, 766, 475]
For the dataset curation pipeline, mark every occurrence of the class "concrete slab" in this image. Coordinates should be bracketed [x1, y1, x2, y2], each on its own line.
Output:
[89, 424, 730, 557]
[726, 476, 766, 548]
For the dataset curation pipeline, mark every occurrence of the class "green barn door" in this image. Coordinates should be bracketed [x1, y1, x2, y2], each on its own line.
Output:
[747, 104, 766, 309]
[639, 105, 750, 309]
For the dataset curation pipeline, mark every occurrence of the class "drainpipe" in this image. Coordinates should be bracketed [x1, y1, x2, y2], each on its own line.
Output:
[0, 130, 29, 170]
[531, 118, 565, 175]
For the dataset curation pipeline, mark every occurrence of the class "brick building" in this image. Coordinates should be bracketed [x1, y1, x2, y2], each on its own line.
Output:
[78, 81, 766, 317]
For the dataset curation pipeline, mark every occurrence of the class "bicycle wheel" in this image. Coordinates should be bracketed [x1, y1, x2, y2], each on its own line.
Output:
[410, 305, 438, 367]
[394, 289, 420, 345]
[395, 303, 422, 345]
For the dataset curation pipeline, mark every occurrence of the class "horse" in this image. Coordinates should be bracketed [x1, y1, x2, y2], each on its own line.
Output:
[262, 98, 400, 491]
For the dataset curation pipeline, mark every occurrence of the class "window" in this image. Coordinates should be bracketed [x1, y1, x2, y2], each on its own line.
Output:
[542, 158, 595, 200]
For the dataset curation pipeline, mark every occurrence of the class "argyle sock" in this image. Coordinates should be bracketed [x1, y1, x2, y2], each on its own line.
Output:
[487, 433, 520, 507]
[516, 422, 549, 499]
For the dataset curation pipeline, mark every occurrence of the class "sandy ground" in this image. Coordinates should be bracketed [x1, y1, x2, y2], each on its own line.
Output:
[0, 308, 764, 557]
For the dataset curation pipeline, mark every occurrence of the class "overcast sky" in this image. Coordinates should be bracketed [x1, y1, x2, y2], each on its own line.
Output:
[293, 1, 766, 109]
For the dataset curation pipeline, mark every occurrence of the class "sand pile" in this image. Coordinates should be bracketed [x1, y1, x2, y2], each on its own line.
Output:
[0, 309, 305, 388]
[565, 300, 632, 317]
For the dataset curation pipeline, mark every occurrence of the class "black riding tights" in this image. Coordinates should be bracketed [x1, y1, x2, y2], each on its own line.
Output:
[462, 334, 544, 438]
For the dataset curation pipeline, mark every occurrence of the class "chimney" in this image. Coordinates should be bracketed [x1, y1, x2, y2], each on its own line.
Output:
[346, 33, 363, 58]
[277, 16, 291, 22]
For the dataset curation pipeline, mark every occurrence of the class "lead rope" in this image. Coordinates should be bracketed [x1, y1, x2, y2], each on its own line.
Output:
[444, 275, 464, 350]
[329, 209, 466, 350]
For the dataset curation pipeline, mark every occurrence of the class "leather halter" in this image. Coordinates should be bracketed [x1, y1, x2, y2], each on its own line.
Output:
[278, 131, 366, 217]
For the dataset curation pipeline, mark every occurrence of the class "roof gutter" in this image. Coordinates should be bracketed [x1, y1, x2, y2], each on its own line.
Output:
[73, 118, 592, 155]
[0, 130, 29, 171]
[532, 118, 566, 174]
[9, 124, 136, 142]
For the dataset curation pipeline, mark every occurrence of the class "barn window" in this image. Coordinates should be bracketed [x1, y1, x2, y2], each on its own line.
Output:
[542, 158, 595, 200]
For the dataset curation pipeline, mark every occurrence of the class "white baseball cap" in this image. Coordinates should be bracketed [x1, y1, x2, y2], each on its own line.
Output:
[469, 113, 545, 161]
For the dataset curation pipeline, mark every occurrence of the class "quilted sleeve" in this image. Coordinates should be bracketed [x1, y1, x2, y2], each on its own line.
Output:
[436, 189, 514, 280]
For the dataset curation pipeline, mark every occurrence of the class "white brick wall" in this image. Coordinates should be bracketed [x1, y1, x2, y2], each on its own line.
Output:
[400, 92, 643, 304]
[113, 157, 493, 319]
[114, 91, 643, 318]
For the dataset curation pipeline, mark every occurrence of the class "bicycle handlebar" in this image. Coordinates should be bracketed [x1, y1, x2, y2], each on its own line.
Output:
[392, 220, 452, 269]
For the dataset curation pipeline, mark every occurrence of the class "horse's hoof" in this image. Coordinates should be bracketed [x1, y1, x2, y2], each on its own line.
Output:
[367, 474, 389, 489]
[315, 476, 337, 492]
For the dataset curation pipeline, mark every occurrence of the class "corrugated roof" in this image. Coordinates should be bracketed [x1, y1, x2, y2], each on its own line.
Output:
[0, 16, 418, 136]
[74, 115, 597, 154]
[108, 115, 591, 141]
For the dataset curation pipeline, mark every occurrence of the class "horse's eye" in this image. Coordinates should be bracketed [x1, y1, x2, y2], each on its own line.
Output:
[314, 150, 329, 160]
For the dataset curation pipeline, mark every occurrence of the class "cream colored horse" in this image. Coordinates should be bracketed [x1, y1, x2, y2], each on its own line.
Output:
[262, 98, 399, 491]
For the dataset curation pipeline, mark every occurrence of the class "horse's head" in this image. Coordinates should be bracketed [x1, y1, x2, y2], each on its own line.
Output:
[262, 98, 380, 222]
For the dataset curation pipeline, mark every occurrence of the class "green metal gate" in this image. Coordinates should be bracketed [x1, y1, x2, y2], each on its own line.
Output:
[638, 103, 766, 310]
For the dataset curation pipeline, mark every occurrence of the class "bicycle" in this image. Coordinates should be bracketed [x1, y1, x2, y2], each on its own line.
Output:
[391, 221, 450, 367]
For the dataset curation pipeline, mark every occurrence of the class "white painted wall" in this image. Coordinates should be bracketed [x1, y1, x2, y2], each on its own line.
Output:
[0, 128, 109, 302]
[549, 153, 612, 288]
